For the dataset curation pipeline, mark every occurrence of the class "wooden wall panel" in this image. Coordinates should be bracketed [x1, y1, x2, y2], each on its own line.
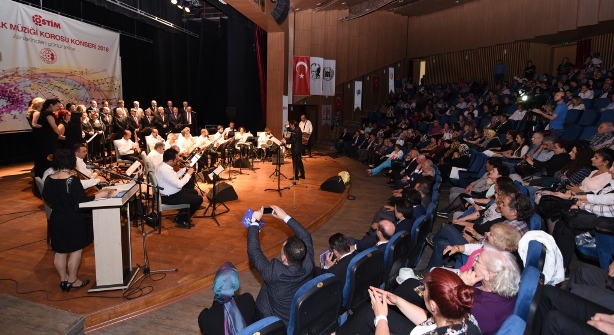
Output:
[559, 0, 579, 32]
[266, 32, 286, 136]
[528, 43, 552, 79]
[590, 32, 614, 69]
[577, 0, 600, 27]
[406, 0, 612, 58]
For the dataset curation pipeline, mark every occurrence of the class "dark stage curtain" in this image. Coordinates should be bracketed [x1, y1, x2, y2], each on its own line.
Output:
[2, 0, 265, 165]
[255, 25, 267, 123]
[576, 39, 592, 70]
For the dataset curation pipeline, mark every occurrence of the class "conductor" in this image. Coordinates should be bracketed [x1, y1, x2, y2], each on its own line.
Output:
[283, 120, 305, 181]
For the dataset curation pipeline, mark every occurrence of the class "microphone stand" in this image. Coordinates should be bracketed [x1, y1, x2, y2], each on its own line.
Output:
[124, 180, 178, 297]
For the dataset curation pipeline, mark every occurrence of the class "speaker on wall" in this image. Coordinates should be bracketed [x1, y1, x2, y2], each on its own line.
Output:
[206, 182, 239, 202]
[320, 176, 345, 194]
[271, 0, 288, 25]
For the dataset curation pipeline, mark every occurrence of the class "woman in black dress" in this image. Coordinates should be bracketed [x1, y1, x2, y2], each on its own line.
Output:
[34, 99, 65, 177]
[42, 149, 112, 292]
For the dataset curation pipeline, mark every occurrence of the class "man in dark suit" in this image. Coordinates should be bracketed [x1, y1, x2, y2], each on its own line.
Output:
[284, 120, 305, 180]
[113, 106, 128, 140]
[140, 108, 156, 138]
[164, 100, 174, 116]
[154, 107, 170, 138]
[169, 107, 184, 132]
[352, 219, 396, 254]
[334, 128, 352, 154]
[322, 233, 356, 286]
[184, 106, 197, 135]
[248, 205, 314, 327]
[127, 109, 141, 144]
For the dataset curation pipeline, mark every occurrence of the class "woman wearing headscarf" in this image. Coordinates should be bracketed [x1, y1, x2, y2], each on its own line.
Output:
[198, 262, 260, 335]
[477, 129, 501, 152]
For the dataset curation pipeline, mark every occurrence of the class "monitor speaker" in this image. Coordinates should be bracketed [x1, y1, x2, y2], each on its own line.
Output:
[232, 158, 251, 168]
[271, 0, 289, 25]
[320, 176, 345, 193]
[206, 182, 238, 202]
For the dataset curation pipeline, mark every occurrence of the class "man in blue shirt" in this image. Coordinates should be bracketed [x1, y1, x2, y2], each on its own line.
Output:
[533, 91, 567, 138]
[494, 59, 506, 87]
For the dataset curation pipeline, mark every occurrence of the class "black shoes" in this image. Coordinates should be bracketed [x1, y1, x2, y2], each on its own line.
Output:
[174, 215, 194, 229]
[290, 176, 306, 181]
[61, 278, 90, 292]
[300, 175, 306, 179]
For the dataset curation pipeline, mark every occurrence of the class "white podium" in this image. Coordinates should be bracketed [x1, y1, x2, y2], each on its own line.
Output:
[80, 182, 139, 292]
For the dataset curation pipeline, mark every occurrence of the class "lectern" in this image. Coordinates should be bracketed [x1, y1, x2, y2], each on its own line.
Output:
[79, 182, 139, 292]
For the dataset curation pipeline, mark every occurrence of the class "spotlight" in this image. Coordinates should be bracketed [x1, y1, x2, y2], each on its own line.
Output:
[177, 0, 185, 9]
[171, 0, 177, 4]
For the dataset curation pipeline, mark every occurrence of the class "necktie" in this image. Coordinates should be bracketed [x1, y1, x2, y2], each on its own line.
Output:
[147, 116, 151, 123]
[135, 116, 138, 126]
[187, 113, 191, 124]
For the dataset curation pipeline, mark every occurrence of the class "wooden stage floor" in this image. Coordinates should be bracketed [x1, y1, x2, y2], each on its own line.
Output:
[0, 153, 348, 329]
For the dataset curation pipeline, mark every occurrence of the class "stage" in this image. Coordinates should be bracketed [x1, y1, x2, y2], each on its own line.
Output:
[0, 152, 349, 330]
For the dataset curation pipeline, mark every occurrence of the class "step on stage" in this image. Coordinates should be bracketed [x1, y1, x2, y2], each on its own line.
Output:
[0, 153, 348, 330]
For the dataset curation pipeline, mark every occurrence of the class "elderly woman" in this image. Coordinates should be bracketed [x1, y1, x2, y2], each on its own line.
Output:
[477, 129, 501, 151]
[368, 144, 404, 176]
[392, 244, 520, 335]
[337, 268, 480, 335]
[198, 262, 260, 335]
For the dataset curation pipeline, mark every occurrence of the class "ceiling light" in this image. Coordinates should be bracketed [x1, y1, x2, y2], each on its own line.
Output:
[295, 8, 300, 10]
[171, 0, 178, 4]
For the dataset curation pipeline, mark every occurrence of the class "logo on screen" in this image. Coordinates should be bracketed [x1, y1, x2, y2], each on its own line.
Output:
[32, 14, 61, 29]
[40, 48, 57, 64]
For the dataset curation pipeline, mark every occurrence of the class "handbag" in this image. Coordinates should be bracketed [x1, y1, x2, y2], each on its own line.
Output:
[535, 195, 575, 221]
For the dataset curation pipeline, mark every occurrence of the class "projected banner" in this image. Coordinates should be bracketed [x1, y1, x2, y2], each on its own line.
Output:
[0, 0, 121, 133]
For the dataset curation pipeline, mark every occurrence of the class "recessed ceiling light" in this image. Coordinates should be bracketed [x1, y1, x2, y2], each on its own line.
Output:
[316, 2, 321, 5]
[295, 7, 300, 10]
[341, 2, 346, 4]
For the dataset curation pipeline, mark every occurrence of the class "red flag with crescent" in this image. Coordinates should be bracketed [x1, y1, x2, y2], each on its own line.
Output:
[293, 56, 310, 96]
[334, 92, 344, 111]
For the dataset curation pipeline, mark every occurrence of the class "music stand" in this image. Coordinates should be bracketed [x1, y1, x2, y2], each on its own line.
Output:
[193, 165, 229, 225]
[103, 133, 116, 167]
[265, 146, 289, 197]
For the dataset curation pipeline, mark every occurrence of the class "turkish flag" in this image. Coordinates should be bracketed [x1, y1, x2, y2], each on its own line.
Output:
[334, 92, 344, 112]
[372, 76, 380, 92]
[293, 56, 310, 96]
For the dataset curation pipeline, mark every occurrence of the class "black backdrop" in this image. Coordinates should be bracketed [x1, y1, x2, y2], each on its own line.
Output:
[1, 0, 263, 165]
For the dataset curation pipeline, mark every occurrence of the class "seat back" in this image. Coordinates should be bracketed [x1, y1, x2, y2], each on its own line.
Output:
[383, 232, 411, 290]
[529, 213, 542, 231]
[288, 273, 342, 335]
[525, 240, 547, 272]
[342, 248, 384, 313]
[577, 109, 599, 126]
[237, 316, 286, 335]
[582, 98, 594, 109]
[595, 226, 614, 270]
[560, 125, 582, 141]
[148, 171, 162, 210]
[579, 126, 598, 140]
[513, 266, 543, 328]
[564, 109, 580, 124]
[407, 215, 430, 268]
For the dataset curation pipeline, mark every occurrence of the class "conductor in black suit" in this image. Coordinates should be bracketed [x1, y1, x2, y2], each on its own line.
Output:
[248, 205, 314, 326]
[283, 120, 305, 180]
[322, 233, 356, 286]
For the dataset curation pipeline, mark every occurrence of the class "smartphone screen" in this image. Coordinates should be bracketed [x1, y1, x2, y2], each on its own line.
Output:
[263, 206, 273, 214]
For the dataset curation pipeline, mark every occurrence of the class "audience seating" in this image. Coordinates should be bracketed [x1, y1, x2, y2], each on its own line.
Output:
[529, 213, 542, 231]
[579, 126, 598, 140]
[287, 273, 342, 335]
[564, 109, 581, 124]
[382, 232, 411, 291]
[407, 215, 429, 268]
[453, 151, 487, 187]
[595, 98, 611, 111]
[560, 125, 582, 141]
[525, 240, 547, 272]
[236, 316, 286, 335]
[576, 224, 614, 271]
[513, 266, 544, 334]
[339, 248, 384, 325]
[577, 109, 599, 126]
[582, 99, 594, 109]
[598, 110, 614, 124]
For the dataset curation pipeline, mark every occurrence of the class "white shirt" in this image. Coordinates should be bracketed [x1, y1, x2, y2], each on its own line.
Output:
[195, 135, 212, 149]
[146, 134, 164, 147]
[235, 132, 252, 143]
[75, 156, 97, 178]
[117, 138, 136, 155]
[222, 127, 236, 138]
[147, 150, 163, 170]
[42, 168, 99, 188]
[299, 119, 313, 134]
[509, 109, 527, 121]
[155, 162, 191, 196]
[579, 90, 594, 100]
[178, 136, 195, 154]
